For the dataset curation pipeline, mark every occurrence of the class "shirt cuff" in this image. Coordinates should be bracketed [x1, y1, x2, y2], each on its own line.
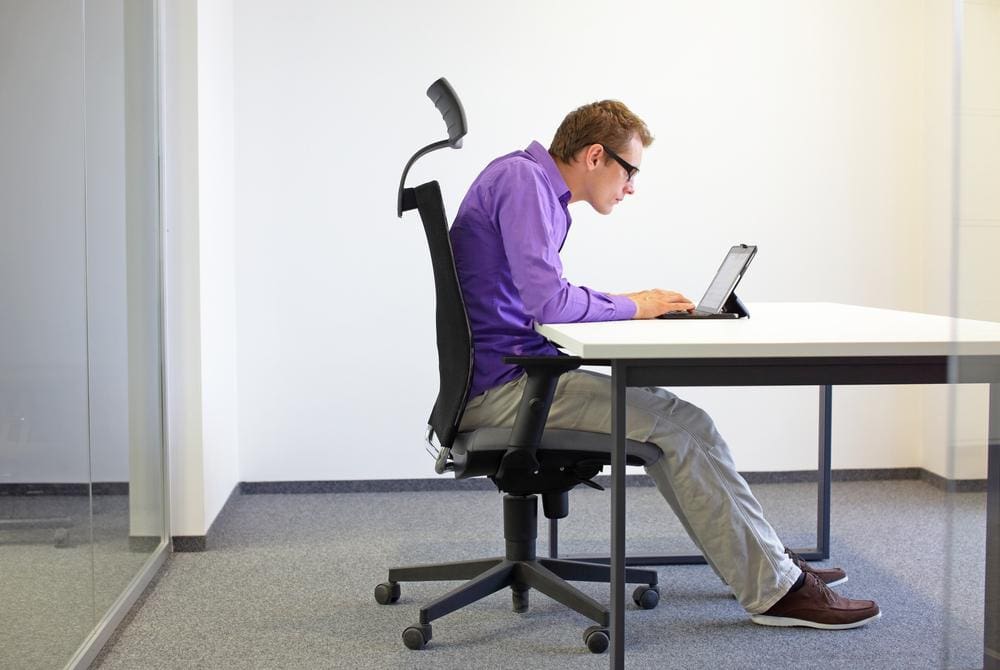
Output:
[609, 293, 637, 320]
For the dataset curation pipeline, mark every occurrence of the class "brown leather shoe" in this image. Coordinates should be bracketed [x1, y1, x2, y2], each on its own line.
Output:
[785, 547, 847, 587]
[751, 573, 881, 630]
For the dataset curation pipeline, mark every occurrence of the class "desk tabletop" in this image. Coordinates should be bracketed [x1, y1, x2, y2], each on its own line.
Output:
[535, 302, 1000, 359]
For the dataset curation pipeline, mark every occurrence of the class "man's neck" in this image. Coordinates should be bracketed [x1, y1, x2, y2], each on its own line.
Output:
[552, 154, 584, 205]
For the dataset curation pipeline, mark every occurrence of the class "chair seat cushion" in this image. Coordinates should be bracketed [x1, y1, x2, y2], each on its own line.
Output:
[450, 428, 661, 480]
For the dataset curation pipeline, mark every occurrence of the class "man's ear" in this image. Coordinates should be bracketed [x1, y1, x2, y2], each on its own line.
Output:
[582, 143, 603, 171]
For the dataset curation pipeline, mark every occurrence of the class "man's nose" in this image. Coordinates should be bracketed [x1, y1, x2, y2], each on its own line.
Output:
[624, 182, 635, 196]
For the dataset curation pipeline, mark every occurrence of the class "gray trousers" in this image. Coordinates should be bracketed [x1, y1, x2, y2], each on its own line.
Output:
[459, 369, 802, 613]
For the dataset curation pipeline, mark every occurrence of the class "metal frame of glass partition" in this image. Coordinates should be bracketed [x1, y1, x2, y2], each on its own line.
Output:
[944, 2, 998, 668]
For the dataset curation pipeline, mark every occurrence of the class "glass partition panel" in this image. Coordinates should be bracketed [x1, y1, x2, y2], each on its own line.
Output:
[1, 1, 166, 667]
[0, 1, 96, 667]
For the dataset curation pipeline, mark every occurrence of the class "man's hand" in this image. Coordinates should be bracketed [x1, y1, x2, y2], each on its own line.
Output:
[624, 289, 696, 319]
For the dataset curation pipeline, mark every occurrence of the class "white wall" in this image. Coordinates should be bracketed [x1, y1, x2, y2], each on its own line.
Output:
[231, 0, 968, 482]
[85, 0, 131, 484]
[947, 0, 1000, 478]
[196, 0, 241, 530]
[0, 0, 132, 484]
[1, 0, 88, 484]
[162, 0, 240, 535]
[162, 0, 206, 533]
[915, 0, 999, 482]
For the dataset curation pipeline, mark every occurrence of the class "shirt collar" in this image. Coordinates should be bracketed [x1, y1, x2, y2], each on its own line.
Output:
[525, 141, 571, 205]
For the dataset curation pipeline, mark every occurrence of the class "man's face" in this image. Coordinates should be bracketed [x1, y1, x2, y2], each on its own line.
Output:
[587, 134, 642, 215]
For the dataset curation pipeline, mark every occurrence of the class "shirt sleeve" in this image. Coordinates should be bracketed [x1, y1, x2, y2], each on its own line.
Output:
[489, 160, 637, 324]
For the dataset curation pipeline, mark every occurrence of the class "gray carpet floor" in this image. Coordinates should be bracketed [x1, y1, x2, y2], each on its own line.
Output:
[1, 495, 159, 670]
[93, 480, 987, 669]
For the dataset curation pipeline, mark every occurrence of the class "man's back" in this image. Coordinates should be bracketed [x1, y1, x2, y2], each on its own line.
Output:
[450, 143, 563, 399]
[451, 140, 637, 399]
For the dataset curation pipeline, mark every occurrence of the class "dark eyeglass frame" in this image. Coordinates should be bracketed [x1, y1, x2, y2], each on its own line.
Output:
[599, 143, 639, 182]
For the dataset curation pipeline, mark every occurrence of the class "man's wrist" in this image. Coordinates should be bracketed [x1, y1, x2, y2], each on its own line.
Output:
[611, 293, 639, 320]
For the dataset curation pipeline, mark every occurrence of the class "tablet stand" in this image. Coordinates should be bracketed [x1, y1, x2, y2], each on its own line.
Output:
[722, 292, 750, 318]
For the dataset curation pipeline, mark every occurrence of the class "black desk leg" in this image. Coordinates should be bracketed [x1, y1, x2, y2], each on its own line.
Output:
[567, 385, 835, 568]
[611, 362, 627, 669]
[986, 384, 1000, 670]
[817, 385, 832, 560]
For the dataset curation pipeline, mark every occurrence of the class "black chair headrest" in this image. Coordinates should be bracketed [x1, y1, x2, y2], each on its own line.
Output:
[397, 77, 468, 217]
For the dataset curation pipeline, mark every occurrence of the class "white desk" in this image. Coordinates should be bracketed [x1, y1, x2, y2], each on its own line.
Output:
[537, 302, 1000, 670]
[538, 302, 1000, 359]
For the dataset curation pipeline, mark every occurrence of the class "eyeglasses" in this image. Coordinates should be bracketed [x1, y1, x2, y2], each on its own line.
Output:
[600, 144, 639, 183]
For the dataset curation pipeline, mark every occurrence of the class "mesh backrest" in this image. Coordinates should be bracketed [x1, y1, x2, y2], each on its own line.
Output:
[413, 181, 474, 448]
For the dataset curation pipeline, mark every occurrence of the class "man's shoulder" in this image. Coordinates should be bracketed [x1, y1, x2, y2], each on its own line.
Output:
[456, 144, 560, 228]
[472, 150, 561, 208]
[480, 150, 545, 183]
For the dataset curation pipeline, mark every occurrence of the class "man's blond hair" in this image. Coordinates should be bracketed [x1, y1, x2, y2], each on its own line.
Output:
[549, 100, 654, 163]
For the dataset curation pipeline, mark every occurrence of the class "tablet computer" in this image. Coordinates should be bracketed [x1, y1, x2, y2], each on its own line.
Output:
[657, 244, 757, 319]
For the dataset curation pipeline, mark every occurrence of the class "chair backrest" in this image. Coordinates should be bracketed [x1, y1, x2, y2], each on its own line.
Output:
[411, 182, 474, 450]
[397, 78, 472, 450]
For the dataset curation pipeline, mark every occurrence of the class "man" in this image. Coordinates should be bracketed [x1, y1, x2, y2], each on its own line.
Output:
[450, 100, 880, 629]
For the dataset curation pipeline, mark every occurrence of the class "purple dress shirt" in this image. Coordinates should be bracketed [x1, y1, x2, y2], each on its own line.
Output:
[450, 141, 637, 399]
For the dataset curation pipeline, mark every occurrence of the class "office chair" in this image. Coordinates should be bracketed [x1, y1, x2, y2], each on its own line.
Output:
[377, 77, 662, 654]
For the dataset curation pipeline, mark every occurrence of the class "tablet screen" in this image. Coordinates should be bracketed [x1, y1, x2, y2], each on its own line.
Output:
[698, 245, 757, 313]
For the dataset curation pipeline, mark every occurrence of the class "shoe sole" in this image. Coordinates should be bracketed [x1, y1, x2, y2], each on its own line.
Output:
[751, 610, 881, 630]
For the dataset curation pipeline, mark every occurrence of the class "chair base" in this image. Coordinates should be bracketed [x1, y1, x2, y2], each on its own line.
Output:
[387, 555, 659, 626]
[376, 493, 660, 650]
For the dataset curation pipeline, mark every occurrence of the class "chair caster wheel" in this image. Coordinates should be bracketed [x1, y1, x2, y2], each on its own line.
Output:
[512, 587, 529, 613]
[583, 625, 609, 654]
[402, 623, 432, 650]
[633, 584, 660, 610]
[54, 528, 71, 548]
[374, 581, 400, 605]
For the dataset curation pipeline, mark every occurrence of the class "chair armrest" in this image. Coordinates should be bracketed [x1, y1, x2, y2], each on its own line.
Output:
[503, 356, 582, 443]
[495, 355, 596, 478]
